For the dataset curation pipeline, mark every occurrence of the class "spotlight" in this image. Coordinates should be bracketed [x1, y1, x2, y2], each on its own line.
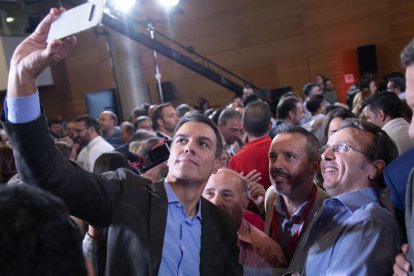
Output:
[158, 0, 180, 8]
[109, 0, 136, 12]
[6, 17, 14, 23]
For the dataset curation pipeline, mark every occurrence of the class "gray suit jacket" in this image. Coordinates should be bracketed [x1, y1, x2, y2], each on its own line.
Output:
[2, 113, 242, 276]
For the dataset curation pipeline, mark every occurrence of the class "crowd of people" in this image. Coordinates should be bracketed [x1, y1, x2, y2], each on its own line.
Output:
[2, 8, 414, 276]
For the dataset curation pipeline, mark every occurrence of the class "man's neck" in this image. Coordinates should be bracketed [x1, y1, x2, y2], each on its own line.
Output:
[158, 128, 173, 138]
[166, 176, 206, 217]
[102, 127, 115, 138]
[246, 134, 266, 143]
[282, 183, 314, 217]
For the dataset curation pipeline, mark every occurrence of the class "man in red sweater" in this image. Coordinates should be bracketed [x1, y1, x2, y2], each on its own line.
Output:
[228, 100, 272, 207]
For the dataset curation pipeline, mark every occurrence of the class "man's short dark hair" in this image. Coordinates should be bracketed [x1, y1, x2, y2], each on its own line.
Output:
[132, 107, 147, 119]
[120, 121, 134, 136]
[340, 118, 398, 188]
[277, 96, 301, 120]
[303, 83, 320, 97]
[388, 77, 406, 92]
[173, 113, 223, 159]
[243, 100, 271, 137]
[306, 94, 325, 114]
[275, 125, 321, 163]
[152, 103, 172, 131]
[0, 184, 87, 276]
[47, 119, 62, 128]
[401, 38, 414, 67]
[362, 92, 404, 119]
[75, 114, 99, 133]
[176, 104, 192, 118]
[218, 108, 242, 126]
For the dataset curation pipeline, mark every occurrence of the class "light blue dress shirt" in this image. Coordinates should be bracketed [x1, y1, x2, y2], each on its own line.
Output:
[6, 92, 41, 123]
[303, 188, 401, 276]
[159, 181, 202, 276]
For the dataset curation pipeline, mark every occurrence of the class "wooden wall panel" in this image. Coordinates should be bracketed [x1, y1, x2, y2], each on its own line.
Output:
[42, 0, 414, 120]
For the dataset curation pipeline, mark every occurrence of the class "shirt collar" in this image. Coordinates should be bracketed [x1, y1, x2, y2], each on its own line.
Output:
[163, 180, 202, 220]
[237, 219, 252, 244]
[327, 187, 380, 213]
[275, 194, 309, 221]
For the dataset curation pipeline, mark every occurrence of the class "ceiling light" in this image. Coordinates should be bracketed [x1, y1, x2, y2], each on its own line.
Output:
[158, 0, 180, 8]
[6, 17, 14, 23]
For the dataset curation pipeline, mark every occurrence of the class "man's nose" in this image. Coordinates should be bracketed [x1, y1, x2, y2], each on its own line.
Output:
[210, 194, 223, 207]
[184, 139, 196, 154]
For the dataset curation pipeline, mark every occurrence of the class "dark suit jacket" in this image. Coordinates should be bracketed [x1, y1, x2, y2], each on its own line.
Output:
[3, 114, 242, 276]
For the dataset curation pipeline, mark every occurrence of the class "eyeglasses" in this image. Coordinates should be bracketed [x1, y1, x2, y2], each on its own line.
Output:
[73, 128, 87, 133]
[319, 141, 368, 156]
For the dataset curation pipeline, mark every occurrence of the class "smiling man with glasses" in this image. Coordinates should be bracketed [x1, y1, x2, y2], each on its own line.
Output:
[288, 118, 402, 275]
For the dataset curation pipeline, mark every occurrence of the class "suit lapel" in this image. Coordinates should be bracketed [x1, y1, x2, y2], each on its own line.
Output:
[148, 180, 168, 275]
[200, 198, 214, 274]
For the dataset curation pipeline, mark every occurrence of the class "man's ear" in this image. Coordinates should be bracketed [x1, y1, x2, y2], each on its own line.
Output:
[368, 159, 385, 181]
[157, 118, 164, 127]
[288, 110, 294, 120]
[377, 110, 387, 123]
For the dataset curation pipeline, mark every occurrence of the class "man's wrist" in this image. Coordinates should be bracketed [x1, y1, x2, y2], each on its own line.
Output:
[7, 66, 37, 98]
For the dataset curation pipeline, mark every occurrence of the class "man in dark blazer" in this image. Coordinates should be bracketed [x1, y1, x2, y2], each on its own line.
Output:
[2, 8, 242, 276]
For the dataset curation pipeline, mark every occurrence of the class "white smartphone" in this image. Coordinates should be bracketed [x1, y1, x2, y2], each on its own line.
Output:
[47, 0, 106, 42]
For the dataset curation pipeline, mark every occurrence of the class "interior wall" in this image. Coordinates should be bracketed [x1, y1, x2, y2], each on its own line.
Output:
[41, 0, 414, 120]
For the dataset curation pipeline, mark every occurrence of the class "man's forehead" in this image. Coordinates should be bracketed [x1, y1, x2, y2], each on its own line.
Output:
[272, 132, 306, 147]
[176, 121, 214, 135]
[207, 172, 242, 189]
[329, 127, 372, 146]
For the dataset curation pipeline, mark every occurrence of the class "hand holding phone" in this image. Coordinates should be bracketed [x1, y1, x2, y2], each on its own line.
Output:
[47, 0, 106, 42]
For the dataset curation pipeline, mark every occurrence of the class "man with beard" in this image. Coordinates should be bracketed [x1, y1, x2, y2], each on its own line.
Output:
[72, 115, 114, 172]
[151, 103, 179, 140]
[264, 125, 328, 262]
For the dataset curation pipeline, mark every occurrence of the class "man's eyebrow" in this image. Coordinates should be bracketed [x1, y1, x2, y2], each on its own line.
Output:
[205, 188, 215, 192]
[197, 136, 213, 144]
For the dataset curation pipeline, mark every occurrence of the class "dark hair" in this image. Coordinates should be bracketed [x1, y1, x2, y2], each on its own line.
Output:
[357, 74, 374, 90]
[276, 96, 301, 120]
[362, 91, 404, 119]
[218, 108, 242, 125]
[176, 104, 192, 118]
[388, 77, 406, 92]
[306, 94, 325, 114]
[151, 103, 172, 131]
[303, 83, 320, 97]
[0, 145, 16, 184]
[120, 121, 134, 136]
[243, 100, 271, 137]
[401, 38, 414, 67]
[47, 119, 62, 128]
[209, 108, 224, 126]
[341, 118, 398, 188]
[323, 78, 332, 86]
[0, 184, 87, 276]
[132, 107, 147, 119]
[93, 151, 130, 174]
[134, 116, 152, 131]
[319, 107, 355, 145]
[243, 94, 259, 107]
[173, 113, 223, 159]
[75, 114, 99, 134]
[275, 125, 321, 162]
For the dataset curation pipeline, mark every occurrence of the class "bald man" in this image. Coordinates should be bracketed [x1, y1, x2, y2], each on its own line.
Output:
[203, 169, 287, 271]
